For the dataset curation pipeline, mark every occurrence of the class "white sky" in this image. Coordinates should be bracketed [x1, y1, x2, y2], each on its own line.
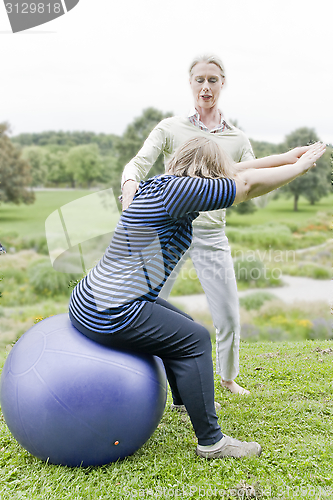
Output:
[1, 0, 332, 144]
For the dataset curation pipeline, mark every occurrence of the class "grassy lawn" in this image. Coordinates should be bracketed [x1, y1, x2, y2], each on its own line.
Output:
[0, 339, 332, 499]
[1, 191, 332, 241]
[0, 192, 332, 499]
[226, 193, 333, 228]
[0, 190, 93, 239]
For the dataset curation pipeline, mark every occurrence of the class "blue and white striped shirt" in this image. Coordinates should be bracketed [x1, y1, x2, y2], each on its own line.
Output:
[69, 174, 236, 334]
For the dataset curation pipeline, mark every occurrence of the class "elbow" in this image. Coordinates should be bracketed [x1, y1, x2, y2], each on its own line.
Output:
[240, 176, 252, 202]
[234, 175, 251, 204]
[240, 170, 260, 201]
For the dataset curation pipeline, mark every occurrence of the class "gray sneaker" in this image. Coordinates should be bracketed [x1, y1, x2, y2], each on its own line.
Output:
[170, 401, 221, 414]
[196, 435, 262, 459]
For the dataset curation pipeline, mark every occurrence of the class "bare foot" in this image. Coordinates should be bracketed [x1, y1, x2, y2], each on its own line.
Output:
[220, 379, 250, 396]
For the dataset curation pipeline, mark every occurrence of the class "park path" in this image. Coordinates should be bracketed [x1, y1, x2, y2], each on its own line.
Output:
[170, 275, 332, 313]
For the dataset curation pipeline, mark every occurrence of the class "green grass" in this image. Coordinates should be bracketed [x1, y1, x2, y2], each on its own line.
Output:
[1, 191, 332, 498]
[226, 193, 333, 228]
[0, 190, 93, 239]
[1, 190, 332, 242]
[0, 339, 332, 499]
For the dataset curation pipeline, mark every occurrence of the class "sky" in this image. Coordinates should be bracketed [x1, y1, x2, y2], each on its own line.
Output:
[1, 0, 332, 145]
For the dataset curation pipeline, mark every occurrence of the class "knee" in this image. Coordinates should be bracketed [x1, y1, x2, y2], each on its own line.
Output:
[194, 324, 212, 353]
[214, 307, 240, 334]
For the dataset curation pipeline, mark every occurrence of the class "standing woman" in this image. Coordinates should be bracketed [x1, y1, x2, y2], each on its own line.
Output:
[121, 55, 307, 395]
[70, 138, 325, 458]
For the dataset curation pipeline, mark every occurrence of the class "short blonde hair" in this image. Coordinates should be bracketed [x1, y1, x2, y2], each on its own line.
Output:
[166, 137, 236, 180]
[189, 54, 226, 78]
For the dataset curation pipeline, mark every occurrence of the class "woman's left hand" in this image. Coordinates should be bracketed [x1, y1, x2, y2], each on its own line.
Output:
[283, 145, 313, 164]
[296, 142, 326, 173]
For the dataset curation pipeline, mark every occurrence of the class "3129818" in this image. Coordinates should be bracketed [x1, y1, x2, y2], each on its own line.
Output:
[5, 3, 62, 14]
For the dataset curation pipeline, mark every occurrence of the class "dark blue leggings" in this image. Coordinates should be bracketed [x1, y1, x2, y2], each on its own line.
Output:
[69, 298, 223, 445]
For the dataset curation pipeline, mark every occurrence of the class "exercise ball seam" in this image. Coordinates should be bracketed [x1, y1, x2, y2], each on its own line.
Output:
[44, 348, 167, 387]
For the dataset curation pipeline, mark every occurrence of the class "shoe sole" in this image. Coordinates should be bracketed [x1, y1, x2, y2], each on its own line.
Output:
[196, 444, 262, 459]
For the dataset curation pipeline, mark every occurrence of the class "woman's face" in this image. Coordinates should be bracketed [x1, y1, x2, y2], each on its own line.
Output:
[190, 62, 225, 110]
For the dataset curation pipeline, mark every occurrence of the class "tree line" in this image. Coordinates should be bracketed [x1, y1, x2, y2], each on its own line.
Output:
[0, 108, 332, 211]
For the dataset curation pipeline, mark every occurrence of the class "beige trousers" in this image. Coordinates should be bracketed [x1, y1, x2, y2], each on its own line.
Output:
[160, 226, 240, 381]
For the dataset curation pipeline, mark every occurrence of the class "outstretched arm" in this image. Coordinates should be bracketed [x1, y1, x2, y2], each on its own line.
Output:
[235, 145, 313, 171]
[121, 123, 168, 210]
[233, 143, 326, 204]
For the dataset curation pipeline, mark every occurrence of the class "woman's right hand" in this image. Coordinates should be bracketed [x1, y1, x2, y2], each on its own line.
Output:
[296, 142, 326, 174]
[122, 180, 139, 210]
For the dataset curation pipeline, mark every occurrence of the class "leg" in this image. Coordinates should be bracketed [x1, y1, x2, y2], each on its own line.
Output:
[71, 301, 222, 445]
[155, 296, 193, 321]
[70, 302, 260, 456]
[155, 297, 194, 406]
[189, 226, 249, 395]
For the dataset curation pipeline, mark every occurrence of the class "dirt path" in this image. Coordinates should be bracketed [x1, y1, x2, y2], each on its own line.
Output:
[170, 275, 332, 313]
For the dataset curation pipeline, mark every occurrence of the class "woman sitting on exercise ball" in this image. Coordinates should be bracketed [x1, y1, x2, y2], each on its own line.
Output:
[69, 138, 325, 459]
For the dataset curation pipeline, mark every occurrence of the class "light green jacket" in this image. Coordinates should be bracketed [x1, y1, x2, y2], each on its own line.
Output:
[121, 116, 254, 227]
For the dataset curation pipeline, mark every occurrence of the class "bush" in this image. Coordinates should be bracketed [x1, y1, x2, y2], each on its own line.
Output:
[233, 200, 257, 214]
[26, 237, 49, 255]
[226, 223, 328, 250]
[28, 259, 79, 296]
[239, 292, 277, 311]
[1, 235, 49, 255]
[308, 318, 333, 340]
[234, 258, 281, 287]
[235, 258, 265, 282]
[1, 268, 27, 285]
[240, 323, 260, 342]
[226, 224, 293, 249]
[170, 263, 203, 296]
[280, 263, 331, 280]
[241, 301, 332, 342]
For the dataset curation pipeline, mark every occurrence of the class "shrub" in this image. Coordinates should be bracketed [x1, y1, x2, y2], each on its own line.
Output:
[226, 224, 293, 249]
[233, 200, 257, 214]
[239, 292, 277, 311]
[0, 235, 49, 254]
[226, 223, 329, 250]
[1, 268, 27, 285]
[28, 259, 79, 296]
[235, 258, 265, 283]
[280, 263, 331, 280]
[234, 258, 281, 287]
[308, 318, 333, 340]
[240, 323, 260, 342]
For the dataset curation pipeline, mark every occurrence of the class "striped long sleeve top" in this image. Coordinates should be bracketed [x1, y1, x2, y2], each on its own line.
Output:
[69, 174, 236, 334]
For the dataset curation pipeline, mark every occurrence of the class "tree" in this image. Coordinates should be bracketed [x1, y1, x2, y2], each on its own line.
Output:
[234, 199, 257, 214]
[21, 146, 48, 187]
[281, 127, 331, 211]
[115, 107, 173, 182]
[65, 144, 103, 188]
[251, 139, 281, 158]
[0, 123, 34, 205]
[44, 149, 69, 186]
[12, 130, 118, 154]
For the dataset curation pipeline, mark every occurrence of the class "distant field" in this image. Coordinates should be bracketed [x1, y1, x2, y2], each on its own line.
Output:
[1, 191, 332, 241]
[226, 193, 333, 227]
[0, 189, 121, 241]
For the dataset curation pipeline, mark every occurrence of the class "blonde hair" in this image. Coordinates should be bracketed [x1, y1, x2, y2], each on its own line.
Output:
[166, 137, 237, 180]
[189, 54, 226, 78]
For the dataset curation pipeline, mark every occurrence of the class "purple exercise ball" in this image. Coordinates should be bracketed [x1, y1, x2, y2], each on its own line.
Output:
[0, 314, 167, 467]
